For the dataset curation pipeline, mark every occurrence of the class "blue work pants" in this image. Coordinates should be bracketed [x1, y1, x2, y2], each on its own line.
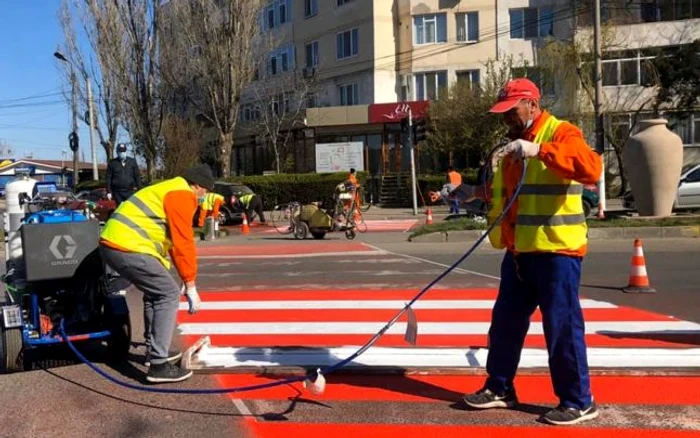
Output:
[485, 251, 592, 409]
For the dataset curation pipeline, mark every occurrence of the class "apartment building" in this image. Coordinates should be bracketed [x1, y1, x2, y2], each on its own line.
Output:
[232, 0, 578, 176]
[573, 0, 700, 169]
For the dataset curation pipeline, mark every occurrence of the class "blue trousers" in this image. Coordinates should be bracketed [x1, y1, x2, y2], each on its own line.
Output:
[485, 251, 592, 409]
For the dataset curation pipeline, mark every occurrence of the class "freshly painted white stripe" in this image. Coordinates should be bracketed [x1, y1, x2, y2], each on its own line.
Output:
[178, 298, 616, 311]
[190, 345, 700, 369]
[198, 250, 386, 260]
[364, 243, 501, 280]
[178, 320, 700, 335]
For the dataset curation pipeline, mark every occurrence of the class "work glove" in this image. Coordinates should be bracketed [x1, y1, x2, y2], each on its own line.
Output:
[106, 192, 113, 201]
[502, 139, 541, 159]
[182, 285, 201, 314]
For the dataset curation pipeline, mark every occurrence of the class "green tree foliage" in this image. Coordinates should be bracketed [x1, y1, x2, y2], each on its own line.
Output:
[652, 39, 700, 113]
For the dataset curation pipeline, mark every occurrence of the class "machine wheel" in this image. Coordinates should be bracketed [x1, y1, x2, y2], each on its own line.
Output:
[582, 199, 593, 218]
[311, 232, 326, 240]
[293, 221, 309, 240]
[1, 325, 24, 373]
[106, 316, 131, 363]
[345, 229, 356, 240]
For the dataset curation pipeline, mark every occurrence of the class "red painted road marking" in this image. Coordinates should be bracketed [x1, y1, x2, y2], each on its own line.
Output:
[216, 374, 700, 405]
[197, 242, 374, 256]
[247, 423, 700, 438]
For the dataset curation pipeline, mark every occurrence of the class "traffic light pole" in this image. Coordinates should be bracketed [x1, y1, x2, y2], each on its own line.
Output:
[408, 109, 418, 216]
[69, 70, 79, 188]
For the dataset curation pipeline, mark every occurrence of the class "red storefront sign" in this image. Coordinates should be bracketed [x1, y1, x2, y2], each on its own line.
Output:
[367, 100, 430, 124]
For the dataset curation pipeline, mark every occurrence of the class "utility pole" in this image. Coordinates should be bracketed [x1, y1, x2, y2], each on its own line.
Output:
[86, 80, 99, 180]
[408, 108, 418, 216]
[594, 0, 606, 216]
[70, 70, 80, 188]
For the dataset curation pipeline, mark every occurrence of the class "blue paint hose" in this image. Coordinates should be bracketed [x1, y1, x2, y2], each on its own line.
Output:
[58, 157, 527, 395]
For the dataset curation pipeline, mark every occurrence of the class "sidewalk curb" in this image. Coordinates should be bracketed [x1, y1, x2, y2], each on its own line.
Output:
[408, 225, 700, 243]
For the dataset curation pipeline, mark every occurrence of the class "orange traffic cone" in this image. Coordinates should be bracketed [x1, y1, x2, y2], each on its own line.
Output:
[622, 238, 656, 294]
[241, 213, 250, 235]
[425, 208, 433, 225]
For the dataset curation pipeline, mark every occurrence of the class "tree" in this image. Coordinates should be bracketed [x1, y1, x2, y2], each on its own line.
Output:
[160, 0, 263, 177]
[425, 58, 514, 167]
[57, 0, 122, 162]
[247, 70, 318, 173]
[160, 114, 205, 179]
[652, 39, 700, 113]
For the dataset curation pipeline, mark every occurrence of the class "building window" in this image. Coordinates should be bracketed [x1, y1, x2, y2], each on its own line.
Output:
[601, 50, 656, 87]
[304, 0, 318, 17]
[339, 83, 359, 106]
[413, 14, 447, 44]
[305, 41, 319, 68]
[456, 70, 481, 88]
[414, 71, 448, 101]
[261, 0, 290, 30]
[337, 0, 354, 6]
[512, 67, 555, 96]
[267, 45, 295, 76]
[306, 93, 318, 108]
[336, 28, 359, 59]
[456, 12, 479, 43]
[509, 7, 553, 39]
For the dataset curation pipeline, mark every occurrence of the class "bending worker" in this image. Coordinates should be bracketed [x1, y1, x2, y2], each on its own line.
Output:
[461, 78, 602, 426]
[198, 191, 225, 227]
[99, 163, 215, 384]
[232, 192, 266, 225]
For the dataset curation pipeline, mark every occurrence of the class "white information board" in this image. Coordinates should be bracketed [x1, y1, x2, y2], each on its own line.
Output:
[315, 142, 364, 173]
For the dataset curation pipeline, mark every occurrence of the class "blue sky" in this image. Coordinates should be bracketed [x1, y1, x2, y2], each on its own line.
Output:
[0, 1, 110, 163]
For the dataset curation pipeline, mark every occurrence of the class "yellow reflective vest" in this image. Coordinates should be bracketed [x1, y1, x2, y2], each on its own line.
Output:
[239, 193, 254, 208]
[487, 115, 588, 253]
[202, 192, 224, 210]
[101, 176, 192, 269]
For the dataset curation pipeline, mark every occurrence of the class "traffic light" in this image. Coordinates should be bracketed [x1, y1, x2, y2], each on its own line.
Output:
[68, 131, 79, 152]
[400, 117, 410, 133]
[413, 118, 427, 143]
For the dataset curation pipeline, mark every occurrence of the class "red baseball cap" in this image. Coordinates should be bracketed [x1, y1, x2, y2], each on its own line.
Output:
[489, 78, 541, 113]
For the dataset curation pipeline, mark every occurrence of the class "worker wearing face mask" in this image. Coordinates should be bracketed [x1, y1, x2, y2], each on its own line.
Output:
[106, 143, 141, 206]
[462, 78, 603, 426]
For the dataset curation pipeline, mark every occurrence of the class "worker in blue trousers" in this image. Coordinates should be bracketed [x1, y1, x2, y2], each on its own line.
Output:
[461, 78, 603, 426]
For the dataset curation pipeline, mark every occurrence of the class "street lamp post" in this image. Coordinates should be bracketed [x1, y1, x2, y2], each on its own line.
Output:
[54, 51, 99, 182]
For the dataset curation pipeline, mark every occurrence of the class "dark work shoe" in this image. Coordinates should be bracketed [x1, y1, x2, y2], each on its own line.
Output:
[144, 349, 183, 367]
[541, 401, 599, 425]
[146, 362, 193, 383]
[462, 387, 518, 409]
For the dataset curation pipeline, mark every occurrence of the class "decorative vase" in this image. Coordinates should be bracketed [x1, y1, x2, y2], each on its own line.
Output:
[623, 119, 683, 217]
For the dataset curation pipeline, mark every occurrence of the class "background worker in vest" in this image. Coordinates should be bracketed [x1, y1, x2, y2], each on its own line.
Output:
[443, 165, 462, 214]
[106, 143, 141, 206]
[232, 192, 266, 224]
[461, 78, 602, 426]
[198, 191, 225, 228]
[99, 163, 215, 384]
[345, 168, 362, 218]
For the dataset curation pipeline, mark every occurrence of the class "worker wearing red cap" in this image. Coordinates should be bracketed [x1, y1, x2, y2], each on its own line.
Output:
[462, 78, 602, 426]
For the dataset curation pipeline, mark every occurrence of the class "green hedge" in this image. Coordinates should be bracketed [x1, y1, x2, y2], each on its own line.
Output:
[228, 171, 368, 209]
[75, 180, 106, 192]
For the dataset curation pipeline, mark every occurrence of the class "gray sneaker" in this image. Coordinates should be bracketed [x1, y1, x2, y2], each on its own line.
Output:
[462, 387, 518, 409]
[541, 401, 599, 425]
[146, 362, 193, 384]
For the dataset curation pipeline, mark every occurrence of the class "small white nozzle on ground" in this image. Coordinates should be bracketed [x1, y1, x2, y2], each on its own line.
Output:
[303, 369, 326, 395]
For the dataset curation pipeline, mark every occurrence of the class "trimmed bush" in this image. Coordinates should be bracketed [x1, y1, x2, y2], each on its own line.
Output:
[75, 180, 105, 192]
[229, 171, 368, 209]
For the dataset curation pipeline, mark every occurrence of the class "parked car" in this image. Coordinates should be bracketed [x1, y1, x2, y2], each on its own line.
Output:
[623, 164, 700, 211]
[210, 181, 255, 225]
[74, 188, 116, 222]
[582, 184, 599, 218]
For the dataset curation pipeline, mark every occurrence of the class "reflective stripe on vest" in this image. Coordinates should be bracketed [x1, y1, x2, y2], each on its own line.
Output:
[202, 192, 224, 210]
[100, 176, 192, 269]
[487, 114, 588, 253]
[239, 193, 253, 207]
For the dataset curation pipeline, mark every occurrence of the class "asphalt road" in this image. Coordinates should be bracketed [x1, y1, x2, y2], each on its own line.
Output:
[1, 231, 698, 437]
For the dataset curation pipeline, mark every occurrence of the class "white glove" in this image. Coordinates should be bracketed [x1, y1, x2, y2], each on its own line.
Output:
[106, 192, 113, 200]
[183, 285, 201, 314]
[502, 139, 541, 159]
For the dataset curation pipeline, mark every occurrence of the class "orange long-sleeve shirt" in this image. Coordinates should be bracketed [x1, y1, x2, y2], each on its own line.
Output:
[102, 188, 198, 282]
[498, 111, 602, 257]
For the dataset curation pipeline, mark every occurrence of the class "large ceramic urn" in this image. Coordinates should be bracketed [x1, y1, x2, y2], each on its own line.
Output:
[623, 119, 683, 217]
